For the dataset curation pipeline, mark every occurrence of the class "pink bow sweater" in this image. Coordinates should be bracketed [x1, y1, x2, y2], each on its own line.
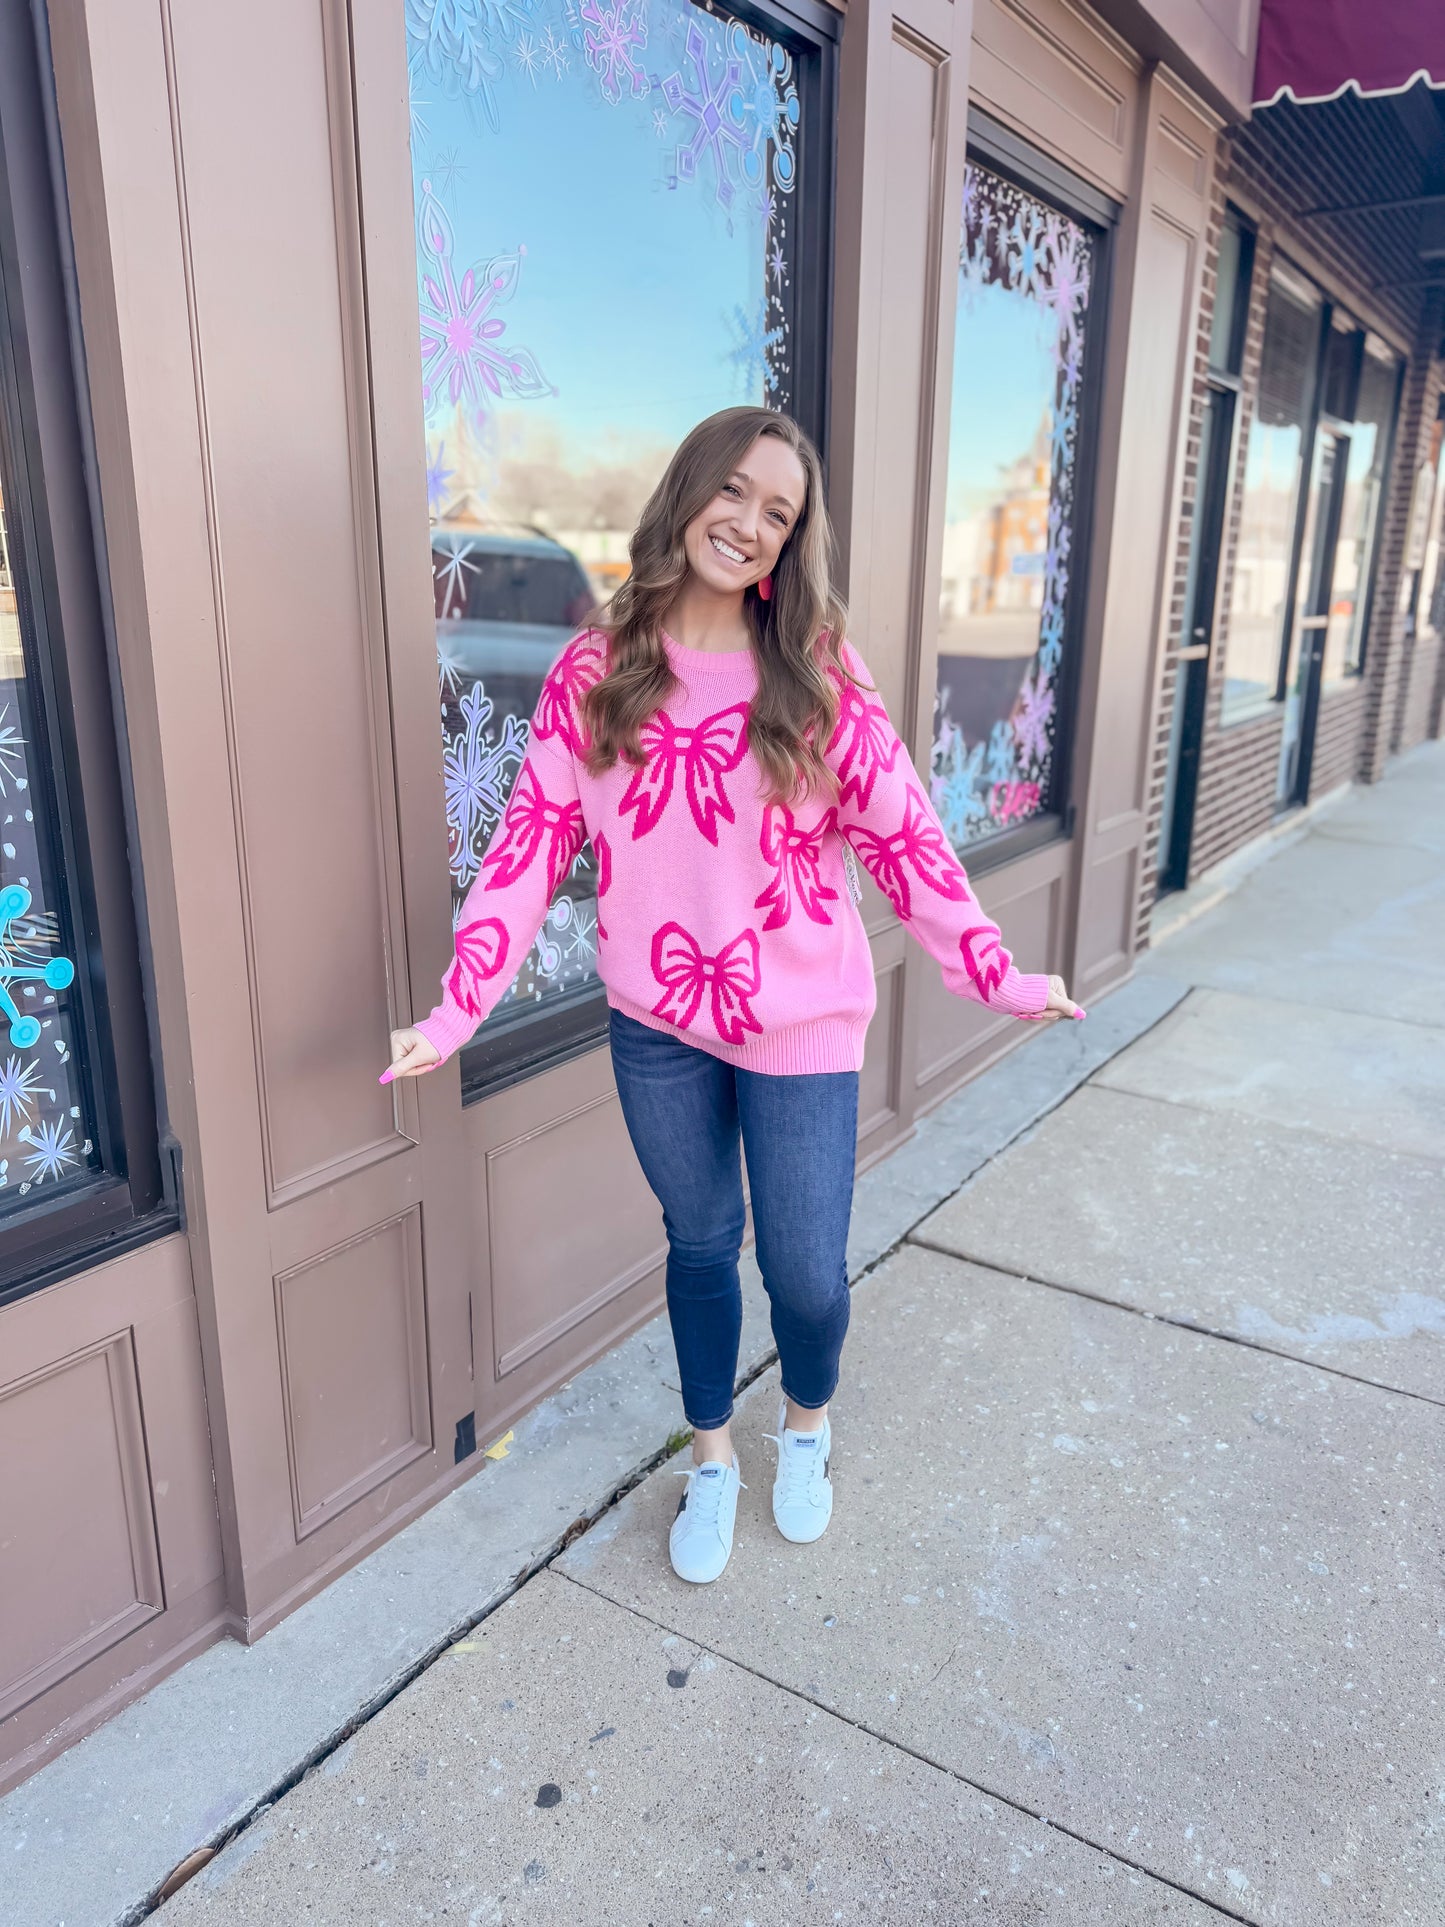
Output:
[413, 632, 1052, 1074]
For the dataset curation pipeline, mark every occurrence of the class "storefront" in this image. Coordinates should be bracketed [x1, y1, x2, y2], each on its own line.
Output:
[2, 0, 1252, 1790]
[1150, 23, 1445, 897]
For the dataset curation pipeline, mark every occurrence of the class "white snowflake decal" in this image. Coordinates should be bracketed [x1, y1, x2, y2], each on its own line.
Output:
[443, 682, 529, 885]
[21, 1115, 76, 1184]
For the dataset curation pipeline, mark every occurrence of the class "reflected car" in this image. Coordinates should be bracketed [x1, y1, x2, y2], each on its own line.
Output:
[431, 524, 596, 718]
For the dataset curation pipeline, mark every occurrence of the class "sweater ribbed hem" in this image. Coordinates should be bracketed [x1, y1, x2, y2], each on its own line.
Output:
[607, 994, 869, 1075]
[990, 969, 1053, 1018]
[413, 1002, 480, 1065]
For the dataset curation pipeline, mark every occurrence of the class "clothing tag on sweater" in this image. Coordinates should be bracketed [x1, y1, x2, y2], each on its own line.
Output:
[841, 841, 864, 906]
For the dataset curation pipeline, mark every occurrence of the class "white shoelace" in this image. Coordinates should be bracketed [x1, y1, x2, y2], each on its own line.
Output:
[764, 1431, 825, 1507]
[672, 1462, 746, 1528]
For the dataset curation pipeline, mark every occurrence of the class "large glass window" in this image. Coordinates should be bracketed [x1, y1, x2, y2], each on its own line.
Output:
[931, 148, 1103, 855]
[1220, 265, 1322, 720]
[0, 470, 91, 1211]
[0, 3, 166, 1302]
[406, 0, 829, 1087]
[1322, 337, 1400, 687]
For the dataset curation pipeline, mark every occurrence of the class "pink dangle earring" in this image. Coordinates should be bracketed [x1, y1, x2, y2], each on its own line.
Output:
[757, 573, 773, 601]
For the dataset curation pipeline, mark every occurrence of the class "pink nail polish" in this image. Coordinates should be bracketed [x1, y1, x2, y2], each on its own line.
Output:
[379, 1068, 395, 1084]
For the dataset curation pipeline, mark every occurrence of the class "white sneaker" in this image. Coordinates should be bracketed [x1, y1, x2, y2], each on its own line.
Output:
[669, 1453, 744, 1583]
[765, 1398, 833, 1544]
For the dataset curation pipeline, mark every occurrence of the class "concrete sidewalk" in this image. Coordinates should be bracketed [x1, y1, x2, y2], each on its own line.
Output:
[17, 745, 1445, 1926]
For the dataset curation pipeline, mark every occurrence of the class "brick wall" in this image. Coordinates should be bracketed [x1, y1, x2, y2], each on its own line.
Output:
[1360, 291, 1445, 781]
[1136, 93, 1443, 951]
[1397, 629, 1444, 753]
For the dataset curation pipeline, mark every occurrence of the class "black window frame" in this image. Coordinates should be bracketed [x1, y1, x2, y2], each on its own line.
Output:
[1219, 255, 1327, 729]
[935, 109, 1118, 883]
[1159, 204, 1257, 889]
[0, 0, 174, 1309]
[456, 0, 839, 1103]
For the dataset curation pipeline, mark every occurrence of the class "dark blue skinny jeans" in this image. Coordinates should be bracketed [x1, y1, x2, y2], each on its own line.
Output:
[609, 1008, 857, 1431]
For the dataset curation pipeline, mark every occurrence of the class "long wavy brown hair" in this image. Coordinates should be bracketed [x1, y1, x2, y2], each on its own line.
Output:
[580, 407, 852, 803]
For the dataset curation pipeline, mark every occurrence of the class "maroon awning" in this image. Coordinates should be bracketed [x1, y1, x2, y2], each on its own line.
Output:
[1254, 0, 1445, 107]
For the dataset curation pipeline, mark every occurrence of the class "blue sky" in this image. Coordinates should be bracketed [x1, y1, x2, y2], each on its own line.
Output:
[411, 5, 771, 473]
[946, 278, 1057, 521]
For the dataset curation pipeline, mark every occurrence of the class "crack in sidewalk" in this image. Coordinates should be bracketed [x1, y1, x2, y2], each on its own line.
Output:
[551, 1567, 1261, 1927]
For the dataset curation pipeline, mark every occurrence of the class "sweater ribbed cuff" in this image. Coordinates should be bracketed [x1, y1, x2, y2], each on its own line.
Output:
[989, 968, 1053, 1018]
[412, 1001, 480, 1065]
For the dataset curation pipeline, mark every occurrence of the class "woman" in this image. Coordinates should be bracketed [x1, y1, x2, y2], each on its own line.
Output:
[384, 406, 1081, 1585]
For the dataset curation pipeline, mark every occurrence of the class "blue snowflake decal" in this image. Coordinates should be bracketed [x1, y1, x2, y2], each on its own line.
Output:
[728, 299, 784, 396]
[0, 884, 74, 1051]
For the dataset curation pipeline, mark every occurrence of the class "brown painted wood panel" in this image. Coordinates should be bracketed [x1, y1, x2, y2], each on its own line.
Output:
[912, 844, 1065, 1099]
[860, 27, 949, 721]
[1071, 73, 1217, 998]
[165, 0, 406, 1201]
[275, 1211, 432, 1538]
[0, 1332, 163, 1720]
[970, 0, 1138, 197]
[483, 1091, 667, 1379]
[0, 1220, 222, 1788]
[858, 956, 903, 1143]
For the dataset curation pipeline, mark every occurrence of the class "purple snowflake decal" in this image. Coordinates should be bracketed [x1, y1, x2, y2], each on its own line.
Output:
[1012, 671, 1055, 769]
[661, 19, 749, 213]
[579, 0, 650, 102]
[425, 440, 455, 512]
[416, 180, 554, 428]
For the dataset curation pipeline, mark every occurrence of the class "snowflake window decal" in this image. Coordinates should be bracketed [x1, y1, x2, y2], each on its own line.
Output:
[578, 0, 649, 102]
[931, 162, 1096, 853]
[417, 179, 554, 429]
[0, 884, 74, 1050]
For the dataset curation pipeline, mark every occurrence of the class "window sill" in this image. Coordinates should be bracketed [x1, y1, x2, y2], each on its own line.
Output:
[955, 809, 1070, 880]
[460, 982, 611, 1104]
[1218, 697, 1279, 731]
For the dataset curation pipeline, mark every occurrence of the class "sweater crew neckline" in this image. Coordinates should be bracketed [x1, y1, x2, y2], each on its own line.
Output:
[662, 630, 756, 673]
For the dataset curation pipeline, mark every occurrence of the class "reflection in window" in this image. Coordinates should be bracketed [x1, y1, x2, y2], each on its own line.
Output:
[0, 479, 92, 1213]
[931, 160, 1096, 852]
[1322, 340, 1398, 686]
[1220, 266, 1321, 719]
[406, 0, 804, 1044]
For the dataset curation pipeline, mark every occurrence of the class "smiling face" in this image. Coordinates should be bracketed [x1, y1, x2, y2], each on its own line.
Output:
[681, 432, 808, 598]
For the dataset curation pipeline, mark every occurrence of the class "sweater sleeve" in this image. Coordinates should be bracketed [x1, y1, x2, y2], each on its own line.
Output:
[825, 641, 1052, 1020]
[412, 642, 598, 1065]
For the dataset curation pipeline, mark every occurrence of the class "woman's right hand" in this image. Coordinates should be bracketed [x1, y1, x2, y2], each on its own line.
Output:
[381, 1028, 442, 1083]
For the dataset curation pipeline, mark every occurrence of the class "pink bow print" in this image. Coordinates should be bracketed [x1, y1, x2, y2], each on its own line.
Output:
[650, 923, 762, 1046]
[844, 788, 966, 920]
[533, 636, 606, 754]
[755, 803, 839, 930]
[827, 676, 901, 811]
[593, 829, 611, 942]
[447, 918, 510, 1017]
[959, 924, 1013, 1003]
[482, 762, 586, 896]
[619, 704, 749, 844]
